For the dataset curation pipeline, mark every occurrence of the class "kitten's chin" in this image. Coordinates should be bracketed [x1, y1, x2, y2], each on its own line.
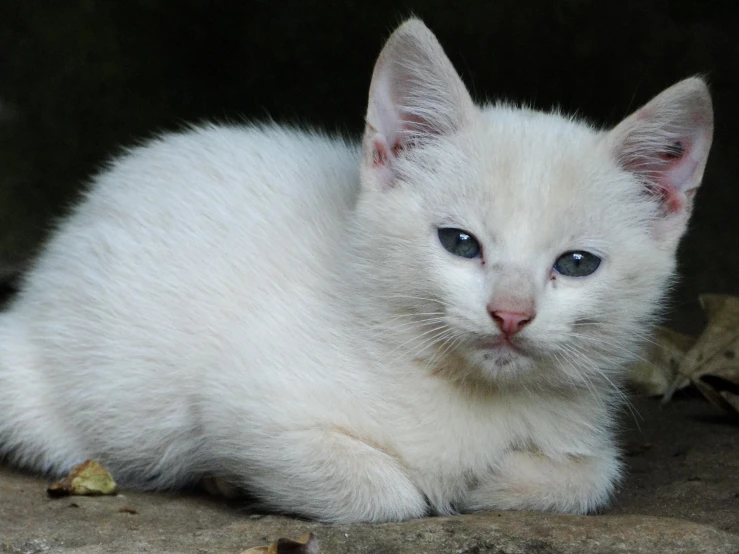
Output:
[461, 343, 538, 384]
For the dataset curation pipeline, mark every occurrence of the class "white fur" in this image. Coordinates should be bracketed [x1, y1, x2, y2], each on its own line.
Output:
[0, 20, 712, 522]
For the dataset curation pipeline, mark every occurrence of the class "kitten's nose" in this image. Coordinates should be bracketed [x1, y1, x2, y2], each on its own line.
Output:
[489, 309, 535, 336]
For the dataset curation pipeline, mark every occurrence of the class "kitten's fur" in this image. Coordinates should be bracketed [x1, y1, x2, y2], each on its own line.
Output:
[0, 20, 713, 523]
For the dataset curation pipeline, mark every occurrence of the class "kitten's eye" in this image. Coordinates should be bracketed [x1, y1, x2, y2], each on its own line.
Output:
[553, 251, 601, 277]
[438, 228, 481, 259]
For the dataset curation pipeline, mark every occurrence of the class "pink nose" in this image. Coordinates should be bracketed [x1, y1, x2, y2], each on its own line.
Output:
[490, 310, 535, 335]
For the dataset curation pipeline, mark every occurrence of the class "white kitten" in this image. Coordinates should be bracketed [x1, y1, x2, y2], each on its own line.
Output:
[0, 20, 713, 523]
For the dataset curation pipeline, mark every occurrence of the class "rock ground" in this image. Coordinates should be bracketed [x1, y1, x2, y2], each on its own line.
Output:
[1, 395, 738, 553]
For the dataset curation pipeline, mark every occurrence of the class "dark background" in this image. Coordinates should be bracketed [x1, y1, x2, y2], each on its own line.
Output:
[0, 0, 737, 334]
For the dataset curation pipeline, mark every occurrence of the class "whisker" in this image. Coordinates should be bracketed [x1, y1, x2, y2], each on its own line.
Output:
[562, 331, 669, 373]
[558, 342, 642, 428]
[384, 323, 451, 357]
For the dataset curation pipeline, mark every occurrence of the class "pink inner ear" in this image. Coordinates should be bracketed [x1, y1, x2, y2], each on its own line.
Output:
[625, 129, 706, 216]
[646, 141, 690, 214]
[385, 111, 436, 160]
[368, 111, 437, 189]
[652, 183, 685, 214]
[391, 140, 405, 157]
[372, 139, 389, 168]
[369, 134, 397, 190]
[610, 78, 712, 233]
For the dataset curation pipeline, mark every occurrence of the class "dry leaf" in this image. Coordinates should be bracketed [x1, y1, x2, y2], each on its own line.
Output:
[626, 294, 739, 417]
[697, 294, 731, 320]
[47, 460, 118, 497]
[626, 326, 695, 396]
[672, 294, 739, 415]
[694, 375, 739, 415]
[241, 533, 320, 554]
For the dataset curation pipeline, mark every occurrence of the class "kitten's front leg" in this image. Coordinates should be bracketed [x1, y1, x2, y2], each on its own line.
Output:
[461, 449, 621, 515]
[244, 427, 428, 523]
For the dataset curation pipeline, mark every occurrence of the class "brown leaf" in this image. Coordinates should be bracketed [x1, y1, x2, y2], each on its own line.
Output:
[698, 294, 731, 320]
[241, 533, 320, 554]
[47, 460, 118, 498]
[627, 326, 695, 396]
[694, 375, 739, 416]
[676, 294, 739, 416]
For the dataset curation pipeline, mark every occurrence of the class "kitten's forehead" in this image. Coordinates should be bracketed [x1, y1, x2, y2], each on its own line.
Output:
[475, 107, 604, 202]
[443, 108, 643, 248]
[407, 106, 657, 262]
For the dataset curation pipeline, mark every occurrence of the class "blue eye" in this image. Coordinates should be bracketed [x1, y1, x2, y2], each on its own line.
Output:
[438, 228, 481, 259]
[553, 251, 601, 277]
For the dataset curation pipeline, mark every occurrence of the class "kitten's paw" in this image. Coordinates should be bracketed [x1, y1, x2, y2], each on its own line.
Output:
[245, 428, 429, 523]
[461, 450, 620, 515]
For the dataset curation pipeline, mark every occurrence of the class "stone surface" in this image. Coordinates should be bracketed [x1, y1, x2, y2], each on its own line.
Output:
[2, 472, 739, 554]
[2, 396, 738, 553]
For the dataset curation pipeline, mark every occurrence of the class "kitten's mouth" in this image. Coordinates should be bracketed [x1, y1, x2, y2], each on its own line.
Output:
[476, 336, 523, 354]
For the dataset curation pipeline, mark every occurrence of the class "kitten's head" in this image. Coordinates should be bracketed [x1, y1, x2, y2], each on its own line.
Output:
[352, 19, 713, 390]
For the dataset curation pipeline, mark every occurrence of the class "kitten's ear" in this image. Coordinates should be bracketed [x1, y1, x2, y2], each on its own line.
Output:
[362, 19, 475, 189]
[606, 77, 713, 239]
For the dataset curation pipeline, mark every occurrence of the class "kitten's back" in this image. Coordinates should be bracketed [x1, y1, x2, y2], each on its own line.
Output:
[25, 124, 360, 304]
[0, 124, 360, 476]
